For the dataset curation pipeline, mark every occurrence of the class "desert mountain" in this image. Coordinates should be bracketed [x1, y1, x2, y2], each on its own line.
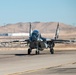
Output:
[0, 22, 76, 34]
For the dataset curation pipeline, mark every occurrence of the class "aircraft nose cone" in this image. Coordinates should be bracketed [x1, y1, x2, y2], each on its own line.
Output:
[30, 35, 37, 41]
[33, 35, 37, 40]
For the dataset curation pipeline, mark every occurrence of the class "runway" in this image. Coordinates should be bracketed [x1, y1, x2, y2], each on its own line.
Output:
[0, 49, 76, 75]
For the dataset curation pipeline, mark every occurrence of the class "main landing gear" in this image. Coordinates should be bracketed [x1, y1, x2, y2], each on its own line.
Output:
[50, 48, 54, 54]
[28, 49, 31, 55]
[50, 41, 55, 54]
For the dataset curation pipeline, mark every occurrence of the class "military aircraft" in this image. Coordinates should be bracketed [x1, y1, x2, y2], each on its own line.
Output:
[25, 23, 76, 55]
[0, 22, 76, 55]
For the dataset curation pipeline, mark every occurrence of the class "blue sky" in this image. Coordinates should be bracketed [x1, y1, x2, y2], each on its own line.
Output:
[0, 0, 76, 26]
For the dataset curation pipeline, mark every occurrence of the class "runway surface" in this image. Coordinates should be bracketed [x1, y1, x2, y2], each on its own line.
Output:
[0, 49, 76, 75]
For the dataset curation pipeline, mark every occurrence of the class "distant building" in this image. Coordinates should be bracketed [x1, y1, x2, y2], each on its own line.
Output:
[0, 33, 8, 36]
[0, 33, 29, 36]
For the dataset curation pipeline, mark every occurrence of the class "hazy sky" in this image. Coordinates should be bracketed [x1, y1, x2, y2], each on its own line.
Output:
[0, 0, 76, 26]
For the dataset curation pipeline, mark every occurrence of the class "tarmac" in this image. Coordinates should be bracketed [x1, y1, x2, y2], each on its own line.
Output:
[0, 49, 76, 75]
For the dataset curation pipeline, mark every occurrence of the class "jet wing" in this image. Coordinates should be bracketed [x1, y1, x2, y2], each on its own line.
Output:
[46, 38, 76, 44]
[0, 39, 29, 47]
[52, 39, 76, 44]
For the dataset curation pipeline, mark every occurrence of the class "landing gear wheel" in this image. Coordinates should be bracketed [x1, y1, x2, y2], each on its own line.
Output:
[28, 49, 31, 55]
[50, 48, 54, 54]
[35, 51, 40, 55]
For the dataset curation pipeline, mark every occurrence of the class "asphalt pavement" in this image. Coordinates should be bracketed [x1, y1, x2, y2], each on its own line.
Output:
[0, 49, 76, 75]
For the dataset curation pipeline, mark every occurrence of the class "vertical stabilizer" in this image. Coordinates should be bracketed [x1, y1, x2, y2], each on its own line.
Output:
[55, 23, 59, 40]
[29, 22, 32, 37]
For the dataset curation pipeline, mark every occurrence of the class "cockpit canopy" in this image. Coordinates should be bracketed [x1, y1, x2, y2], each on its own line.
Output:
[32, 30, 39, 38]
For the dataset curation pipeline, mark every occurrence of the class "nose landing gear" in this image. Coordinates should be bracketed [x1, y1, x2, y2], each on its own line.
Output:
[35, 50, 40, 55]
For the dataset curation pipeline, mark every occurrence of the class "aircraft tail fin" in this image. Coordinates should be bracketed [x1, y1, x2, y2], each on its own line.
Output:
[29, 22, 32, 37]
[55, 23, 59, 40]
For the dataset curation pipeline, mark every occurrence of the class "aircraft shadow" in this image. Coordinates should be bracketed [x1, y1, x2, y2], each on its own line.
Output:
[15, 53, 50, 56]
[15, 54, 27, 56]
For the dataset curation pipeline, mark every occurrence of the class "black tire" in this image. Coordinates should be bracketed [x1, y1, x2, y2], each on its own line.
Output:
[35, 51, 40, 55]
[28, 49, 31, 55]
[50, 48, 54, 54]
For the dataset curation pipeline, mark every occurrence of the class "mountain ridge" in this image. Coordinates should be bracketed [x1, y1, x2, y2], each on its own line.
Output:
[0, 22, 76, 34]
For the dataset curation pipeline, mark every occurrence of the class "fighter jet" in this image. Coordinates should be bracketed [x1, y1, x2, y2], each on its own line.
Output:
[0, 22, 75, 55]
[25, 23, 76, 55]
